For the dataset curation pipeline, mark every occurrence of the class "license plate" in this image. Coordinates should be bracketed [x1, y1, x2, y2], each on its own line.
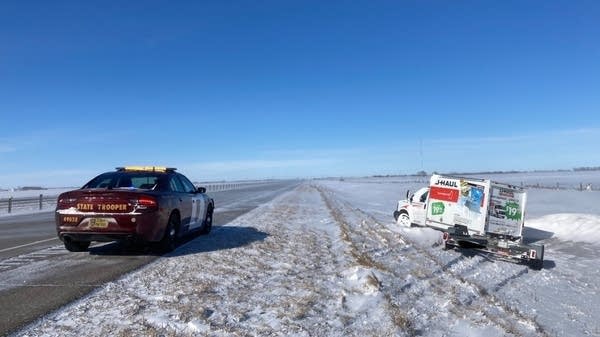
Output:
[89, 218, 109, 228]
[62, 216, 80, 224]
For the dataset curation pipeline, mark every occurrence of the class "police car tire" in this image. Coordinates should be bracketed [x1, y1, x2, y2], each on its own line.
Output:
[199, 205, 213, 235]
[64, 240, 90, 252]
[158, 212, 180, 253]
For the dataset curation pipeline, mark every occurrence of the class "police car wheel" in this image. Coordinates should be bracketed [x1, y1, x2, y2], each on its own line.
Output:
[64, 240, 90, 252]
[157, 213, 180, 253]
[200, 206, 213, 235]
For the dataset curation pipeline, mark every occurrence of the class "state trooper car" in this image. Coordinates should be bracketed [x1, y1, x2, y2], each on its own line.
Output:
[55, 166, 214, 252]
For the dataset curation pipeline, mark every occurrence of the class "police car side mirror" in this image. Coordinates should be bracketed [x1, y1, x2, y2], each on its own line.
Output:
[197, 187, 206, 194]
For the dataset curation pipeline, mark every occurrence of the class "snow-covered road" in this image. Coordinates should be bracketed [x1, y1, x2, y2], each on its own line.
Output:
[14, 180, 600, 337]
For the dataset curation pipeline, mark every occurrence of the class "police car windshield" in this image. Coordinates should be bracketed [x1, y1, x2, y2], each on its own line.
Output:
[83, 172, 162, 190]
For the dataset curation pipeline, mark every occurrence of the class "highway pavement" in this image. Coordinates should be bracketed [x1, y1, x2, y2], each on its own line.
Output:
[0, 180, 300, 336]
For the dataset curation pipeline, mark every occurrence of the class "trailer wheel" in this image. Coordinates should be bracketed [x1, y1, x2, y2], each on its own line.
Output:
[529, 259, 543, 270]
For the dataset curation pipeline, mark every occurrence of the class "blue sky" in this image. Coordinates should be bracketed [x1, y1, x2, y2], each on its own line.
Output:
[1, 1, 599, 187]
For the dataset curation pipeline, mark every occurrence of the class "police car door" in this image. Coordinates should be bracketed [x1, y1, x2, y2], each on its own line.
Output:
[178, 174, 205, 230]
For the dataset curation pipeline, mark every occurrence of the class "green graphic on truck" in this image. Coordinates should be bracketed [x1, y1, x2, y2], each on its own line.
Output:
[431, 202, 445, 216]
[504, 201, 522, 221]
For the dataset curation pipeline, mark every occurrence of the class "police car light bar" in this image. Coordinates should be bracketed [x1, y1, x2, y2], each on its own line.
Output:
[116, 166, 177, 172]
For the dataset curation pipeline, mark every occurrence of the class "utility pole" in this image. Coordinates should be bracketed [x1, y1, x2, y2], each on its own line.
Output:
[420, 139, 424, 172]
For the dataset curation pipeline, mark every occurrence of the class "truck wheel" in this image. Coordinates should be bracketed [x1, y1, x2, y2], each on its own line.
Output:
[397, 212, 411, 227]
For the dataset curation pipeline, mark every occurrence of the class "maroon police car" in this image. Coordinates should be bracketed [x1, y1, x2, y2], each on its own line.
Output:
[55, 166, 214, 252]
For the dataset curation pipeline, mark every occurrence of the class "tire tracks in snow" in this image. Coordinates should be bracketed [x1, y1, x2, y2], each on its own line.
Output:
[316, 184, 549, 337]
[182, 184, 402, 336]
[201, 188, 347, 336]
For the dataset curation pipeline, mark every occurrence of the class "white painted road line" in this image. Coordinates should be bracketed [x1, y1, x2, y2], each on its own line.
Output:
[0, 237, 58, 253]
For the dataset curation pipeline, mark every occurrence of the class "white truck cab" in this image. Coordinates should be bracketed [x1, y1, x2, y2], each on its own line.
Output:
[393, 187, 429, 227]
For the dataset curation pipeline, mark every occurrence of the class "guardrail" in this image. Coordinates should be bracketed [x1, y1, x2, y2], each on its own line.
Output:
[0, 181, 275, 215]
[0, 195, 55, 214]
[204, 183, 241, 192]
[201, 181, 271, 192]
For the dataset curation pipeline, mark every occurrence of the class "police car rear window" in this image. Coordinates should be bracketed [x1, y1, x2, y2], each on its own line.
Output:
[83, 173, 162, 190]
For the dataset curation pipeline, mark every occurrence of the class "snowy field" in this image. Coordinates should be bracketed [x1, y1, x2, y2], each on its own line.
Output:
[0, 188, 74, 199]
[12, 173, 600, 337]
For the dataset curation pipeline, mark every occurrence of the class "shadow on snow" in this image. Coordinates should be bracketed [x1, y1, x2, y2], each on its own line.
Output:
[169, 225, 269, 257]
[443, 246, 556, 271]
[87, 225, 269, 257]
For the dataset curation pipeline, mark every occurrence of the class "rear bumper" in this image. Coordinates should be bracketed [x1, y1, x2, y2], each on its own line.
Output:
[442, 224, 545, 269]
[55, 211, 167, 243]
[59, 232, 137, 243]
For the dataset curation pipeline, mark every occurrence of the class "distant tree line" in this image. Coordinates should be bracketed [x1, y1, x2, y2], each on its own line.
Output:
[371, 167, 599, 178]
[573, 166, 600, 172]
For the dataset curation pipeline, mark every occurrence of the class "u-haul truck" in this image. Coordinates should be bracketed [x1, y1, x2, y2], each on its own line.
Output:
[394, 174, 544, 269]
